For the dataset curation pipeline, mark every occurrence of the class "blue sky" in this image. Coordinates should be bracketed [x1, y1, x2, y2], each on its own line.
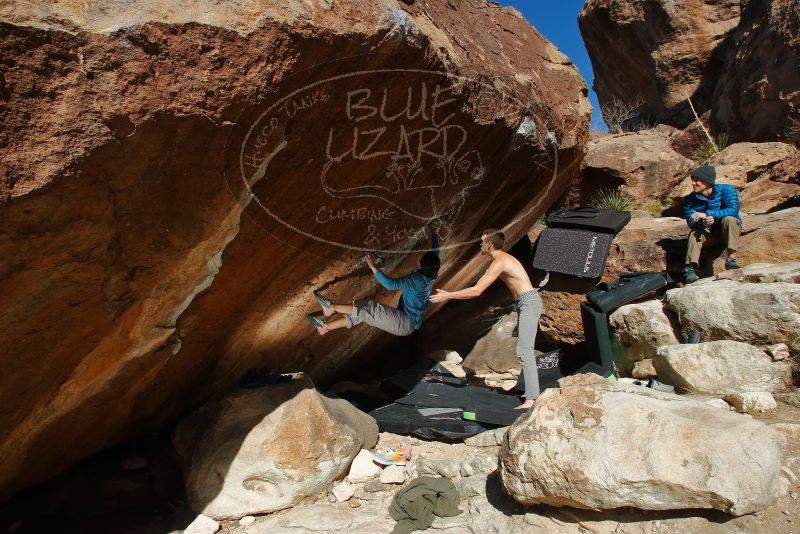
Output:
[500, 0, 605, 130]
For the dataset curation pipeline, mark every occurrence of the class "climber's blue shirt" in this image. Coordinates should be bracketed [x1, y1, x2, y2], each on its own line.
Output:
[372, 234, 439, 330]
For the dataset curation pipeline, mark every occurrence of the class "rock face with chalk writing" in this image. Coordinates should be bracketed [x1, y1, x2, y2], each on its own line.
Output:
[0, 0, 590, 498]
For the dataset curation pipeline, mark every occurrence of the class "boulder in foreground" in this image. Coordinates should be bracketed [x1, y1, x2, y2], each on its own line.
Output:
[173, 376, 378, 519]
[499, 373, 786, 515]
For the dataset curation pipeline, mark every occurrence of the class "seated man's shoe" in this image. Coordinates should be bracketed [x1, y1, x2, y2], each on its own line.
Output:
[724, 256, 741, 270]
[682, 265, 699, 284]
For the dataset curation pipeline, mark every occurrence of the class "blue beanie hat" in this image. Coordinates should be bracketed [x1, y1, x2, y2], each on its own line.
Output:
[691, 165, 716, 186]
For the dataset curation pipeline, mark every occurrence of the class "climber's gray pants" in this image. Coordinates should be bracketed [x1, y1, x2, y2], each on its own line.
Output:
[346, 299, 415, 337]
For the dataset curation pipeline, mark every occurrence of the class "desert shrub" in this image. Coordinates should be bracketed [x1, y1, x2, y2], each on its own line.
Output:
[589, 188, 633, 212]
[600, 95, 647, 134]
[692, 133, 729, 163]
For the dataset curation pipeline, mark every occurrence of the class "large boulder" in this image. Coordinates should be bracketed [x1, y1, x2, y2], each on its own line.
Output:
[653, 341, 793, 395]
[499, 373, 787, 515]
[609, 300, 680, 363]
[717, 262, 800, 284]
[665, 279, 800, 350]
[461, 311, 520, 376]
[711, 0, 800, 141]
[172, 376, 378, 519]
[671, 142, 798, 210]
[532, 209, 800, 346]
[740, 151, 800, 214]
[578, 0, 741, 128]
[573, 126, 693, 209]
[0, 0, 590, 498]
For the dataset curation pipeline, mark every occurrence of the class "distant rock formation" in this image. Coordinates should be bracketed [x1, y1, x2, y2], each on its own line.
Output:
[579, 0, 741, 129]
[711, 0, 800, 141]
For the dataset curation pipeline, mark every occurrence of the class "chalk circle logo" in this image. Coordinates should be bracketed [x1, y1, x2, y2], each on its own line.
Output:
[224, 61, 559, 257]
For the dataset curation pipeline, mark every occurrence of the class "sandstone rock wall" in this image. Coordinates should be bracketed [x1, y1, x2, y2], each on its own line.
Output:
[580, 0, 800, 142]
[711, 0, 800, 141]
[0, 0, 590, 498]
[579, 0, 741, 128]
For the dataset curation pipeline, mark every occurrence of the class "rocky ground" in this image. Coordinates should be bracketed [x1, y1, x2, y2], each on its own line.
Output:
[197, 402, 800, 534]
[3, 389, 799, 534]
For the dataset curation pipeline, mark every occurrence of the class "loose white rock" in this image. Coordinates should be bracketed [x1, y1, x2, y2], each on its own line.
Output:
[425, 349, 463, 364]
[464, 427, 509, 447]
[768, 343, 791, 361]
[724, 392, 778, 413]
[172, 376, 378, 519]
[332, 480, 355, 502]
[239, 516, 256, 526]
[715, 262, 800, 283]
[184, 514, 219, 534]
[347, 449, 381, 483]
[379, 465, 406, 484]
[609, 300, 679, 362]
[665, 279, 800, 351]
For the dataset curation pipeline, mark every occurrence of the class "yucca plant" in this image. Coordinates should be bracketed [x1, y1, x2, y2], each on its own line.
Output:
[589, 188, 633, 212]
[692, 133, 730, 163]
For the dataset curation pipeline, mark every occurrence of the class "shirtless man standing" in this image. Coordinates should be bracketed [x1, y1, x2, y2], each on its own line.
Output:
[430, 228, 542, 409]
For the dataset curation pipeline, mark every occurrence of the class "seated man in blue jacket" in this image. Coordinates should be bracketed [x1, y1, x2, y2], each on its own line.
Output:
[308, 233, 440, 336]
[682, 165, 742, 284]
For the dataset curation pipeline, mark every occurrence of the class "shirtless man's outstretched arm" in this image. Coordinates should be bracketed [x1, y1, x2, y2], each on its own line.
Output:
[430, 229, 543, 410]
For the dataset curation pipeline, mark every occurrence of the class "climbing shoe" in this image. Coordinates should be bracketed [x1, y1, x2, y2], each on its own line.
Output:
[313, 291, 336, 316]
[306, 313, 325, 330]
[313, 291, 331, 308]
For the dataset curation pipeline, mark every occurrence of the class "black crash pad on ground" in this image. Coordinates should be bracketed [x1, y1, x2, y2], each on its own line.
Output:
[368, 403, 490, 440]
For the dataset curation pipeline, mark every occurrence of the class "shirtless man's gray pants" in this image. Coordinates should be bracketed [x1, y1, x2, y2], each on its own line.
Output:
[516, 290, 543, 400]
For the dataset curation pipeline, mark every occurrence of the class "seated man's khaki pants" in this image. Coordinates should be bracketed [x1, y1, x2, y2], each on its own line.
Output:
[685, 216, 741, 265]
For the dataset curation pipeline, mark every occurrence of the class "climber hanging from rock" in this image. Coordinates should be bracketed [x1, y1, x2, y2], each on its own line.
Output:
[308, 230, 440, 336]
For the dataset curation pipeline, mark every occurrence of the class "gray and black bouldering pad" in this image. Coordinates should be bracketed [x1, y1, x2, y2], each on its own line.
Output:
[546, 207, 631, 234]
[586, 271, 673, 313]
[395, 382, 521, 411]
[382, 359, 464, 396]
[533, 228, 613, 278]
[462, 407, 523, 427]
[580, 301, 615, 374]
